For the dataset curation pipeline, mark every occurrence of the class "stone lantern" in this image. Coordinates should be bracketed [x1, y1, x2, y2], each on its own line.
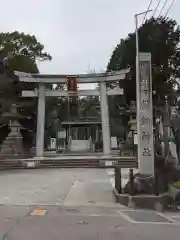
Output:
[0, 104, 24, 159]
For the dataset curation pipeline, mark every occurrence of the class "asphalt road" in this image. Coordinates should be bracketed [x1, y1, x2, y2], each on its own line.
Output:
[0, 168, 180, 239]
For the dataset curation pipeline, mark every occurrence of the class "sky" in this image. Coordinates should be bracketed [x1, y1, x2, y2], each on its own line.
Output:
[1, 0, 180, 74]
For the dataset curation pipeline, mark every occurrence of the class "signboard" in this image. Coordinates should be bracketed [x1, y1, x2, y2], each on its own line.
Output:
[100, 160, 118, 166]
[99, 159, 137, 168]
[27, 162, 36, 168]
[111, 137, 118, 148]
[137, 53, 154, 176]
[66, 77, 77, 92]
[50, 138, 56, 150]
[134, 134, 138, 145]
[58, 129, 66, 139]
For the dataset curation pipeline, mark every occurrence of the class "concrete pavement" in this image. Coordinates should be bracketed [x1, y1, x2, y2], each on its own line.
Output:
[0, 168, 180, 239]
[1, 205, 180, 239]
[0, 168, 116, 206]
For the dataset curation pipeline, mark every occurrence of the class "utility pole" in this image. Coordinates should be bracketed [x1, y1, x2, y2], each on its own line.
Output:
[162, 96, 170, 162]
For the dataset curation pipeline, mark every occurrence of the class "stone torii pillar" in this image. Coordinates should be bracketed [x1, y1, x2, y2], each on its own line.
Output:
[100, 82, 111, 155]
[36, 83, 45, 157]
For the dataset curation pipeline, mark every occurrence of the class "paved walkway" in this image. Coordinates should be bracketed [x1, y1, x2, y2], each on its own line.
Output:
[0, 168, 117, 206]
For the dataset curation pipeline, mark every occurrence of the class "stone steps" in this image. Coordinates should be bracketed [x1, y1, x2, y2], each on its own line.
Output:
[0, 155, 137, 170]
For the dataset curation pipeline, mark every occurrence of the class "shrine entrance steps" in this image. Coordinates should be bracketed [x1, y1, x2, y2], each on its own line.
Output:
[0, 152, 137, 170]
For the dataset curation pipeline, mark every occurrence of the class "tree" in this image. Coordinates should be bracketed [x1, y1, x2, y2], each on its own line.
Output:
[0, 31, 52, 147]
[79, 96, 100, 118]
[107, 17, 180, 105]
[0, 31, 51, 71]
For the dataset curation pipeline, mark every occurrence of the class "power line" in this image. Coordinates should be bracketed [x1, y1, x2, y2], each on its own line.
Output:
[158, 0, 169, 17]
[164, 0, 175, 18]
[143, 0, 153, 23]
[152, 0, 162, 17]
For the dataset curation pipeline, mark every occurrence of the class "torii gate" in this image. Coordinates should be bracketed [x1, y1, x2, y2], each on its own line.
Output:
[15, 69, 129, 157]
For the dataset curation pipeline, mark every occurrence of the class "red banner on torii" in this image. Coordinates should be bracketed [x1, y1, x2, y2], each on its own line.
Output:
[66, 77, 77, 92]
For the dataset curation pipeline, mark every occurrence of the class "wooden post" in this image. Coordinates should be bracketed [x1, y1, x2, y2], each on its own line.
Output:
[129, 169, 134, 195]
[153, 169, 159, 196]
[115, 167, 122, 193]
